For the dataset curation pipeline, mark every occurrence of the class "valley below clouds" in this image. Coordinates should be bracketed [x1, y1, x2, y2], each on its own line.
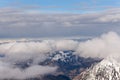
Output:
[0, 31, 119, 79]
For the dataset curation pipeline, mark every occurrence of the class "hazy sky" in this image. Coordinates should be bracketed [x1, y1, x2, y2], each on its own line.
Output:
[0, 0, 120, 38]
[0, 0, 120, 13]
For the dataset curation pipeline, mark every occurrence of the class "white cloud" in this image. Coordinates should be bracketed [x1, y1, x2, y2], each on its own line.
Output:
[0, 8, 120, 38]
[0, 31, 120, 79]
[0, 39, 79, 79]
[96, 14, 120, 23]
[0, 61, 57, 79]
[75, 31, 120, 58]
[0, 40, 79, 63]
[55, 40, 78, 51]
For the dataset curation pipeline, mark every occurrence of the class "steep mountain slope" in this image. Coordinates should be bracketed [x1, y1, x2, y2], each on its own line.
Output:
[41, 75, 71, 80]
[13, 50, 100, 80]
[73, 56, 120, 80]
[40, 50, 101, 79]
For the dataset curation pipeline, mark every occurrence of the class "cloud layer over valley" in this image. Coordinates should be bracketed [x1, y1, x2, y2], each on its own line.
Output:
[0, 31, 120, 79]
[0, 40, 78, 79]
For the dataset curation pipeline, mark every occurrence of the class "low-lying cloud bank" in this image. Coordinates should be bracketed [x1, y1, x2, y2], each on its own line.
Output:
[0, 32, 119, 79]
[0, 63, 57, 79]
[0, 40, 78, 79]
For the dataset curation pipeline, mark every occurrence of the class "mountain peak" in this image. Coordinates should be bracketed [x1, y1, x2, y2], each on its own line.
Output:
[73, 56, 120, 80]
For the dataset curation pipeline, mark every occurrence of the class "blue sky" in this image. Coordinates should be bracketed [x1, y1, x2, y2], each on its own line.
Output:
[0, 0, 120, 13]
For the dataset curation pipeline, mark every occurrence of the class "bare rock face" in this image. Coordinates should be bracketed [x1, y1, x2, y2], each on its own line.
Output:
[41, 75, 71, 80]
[73, 56, 120, 80]
[40, 50, 101, 79]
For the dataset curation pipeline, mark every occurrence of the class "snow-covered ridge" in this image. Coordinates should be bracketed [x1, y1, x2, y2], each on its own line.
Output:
[73, 56, 120, 80]
[49, 51, 74, 62]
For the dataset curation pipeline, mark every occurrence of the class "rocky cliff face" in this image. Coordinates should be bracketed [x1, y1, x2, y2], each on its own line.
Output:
[73, 56, 120, 80]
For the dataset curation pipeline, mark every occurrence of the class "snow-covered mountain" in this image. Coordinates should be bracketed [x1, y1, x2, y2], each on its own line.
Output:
[0, 39, 101, 80]
[73, 56, 120, 80]
[40, 50, 101, 79]
[13, 48, 101, 80]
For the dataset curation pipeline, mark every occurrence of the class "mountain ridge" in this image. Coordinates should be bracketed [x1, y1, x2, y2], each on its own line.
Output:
[73, 56, 120, 80]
